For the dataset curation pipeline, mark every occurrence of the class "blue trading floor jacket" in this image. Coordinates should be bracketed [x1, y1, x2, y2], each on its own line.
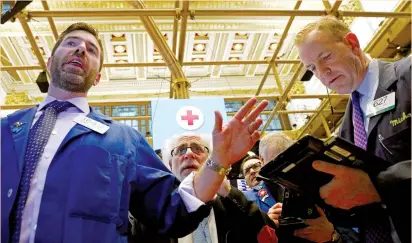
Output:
[2, 107, 209, 243]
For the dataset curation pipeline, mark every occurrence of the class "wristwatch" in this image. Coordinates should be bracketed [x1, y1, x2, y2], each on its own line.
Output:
[330, 230, 341, 243]
[205, 158, 231, 176]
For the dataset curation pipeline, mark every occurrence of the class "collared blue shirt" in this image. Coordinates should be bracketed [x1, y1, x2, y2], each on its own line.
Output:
[355, 59, 379, 133]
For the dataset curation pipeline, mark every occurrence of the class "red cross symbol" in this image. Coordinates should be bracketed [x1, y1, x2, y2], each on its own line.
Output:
[181, 110, 199, 126]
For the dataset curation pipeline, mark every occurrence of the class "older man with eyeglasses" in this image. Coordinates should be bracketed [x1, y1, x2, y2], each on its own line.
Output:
[167, 135, 212, 181]
[129, 133, 278, 243]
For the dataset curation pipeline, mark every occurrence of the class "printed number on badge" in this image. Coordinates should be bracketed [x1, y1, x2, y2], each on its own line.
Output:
[373, 96, 387, 107]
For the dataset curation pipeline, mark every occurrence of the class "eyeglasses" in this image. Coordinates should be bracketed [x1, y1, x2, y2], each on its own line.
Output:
[171, 143, 209, 156]
[243, 162, 262, 176]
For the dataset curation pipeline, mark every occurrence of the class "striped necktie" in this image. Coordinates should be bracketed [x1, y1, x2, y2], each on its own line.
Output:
[351, 91, 368, 150]
[351, 92, 393, 243]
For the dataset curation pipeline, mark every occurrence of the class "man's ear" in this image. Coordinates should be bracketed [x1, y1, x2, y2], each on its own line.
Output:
[46, 57, 52, 73]
[93, 73, 101, 86]
[344, 32, 361, 55]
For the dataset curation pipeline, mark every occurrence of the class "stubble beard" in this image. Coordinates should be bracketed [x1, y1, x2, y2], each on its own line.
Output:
[51, 58, 97, 93]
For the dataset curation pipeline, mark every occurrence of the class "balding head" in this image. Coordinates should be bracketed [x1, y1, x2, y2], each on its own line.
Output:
[259, 133, 293, 164]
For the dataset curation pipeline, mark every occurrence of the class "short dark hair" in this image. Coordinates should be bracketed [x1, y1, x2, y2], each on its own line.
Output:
[51, 22, 104, 71]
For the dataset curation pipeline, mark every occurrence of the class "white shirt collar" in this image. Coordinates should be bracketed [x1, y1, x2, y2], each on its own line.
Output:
[38, 95, 90, 114]
[357, 59, 379, 98]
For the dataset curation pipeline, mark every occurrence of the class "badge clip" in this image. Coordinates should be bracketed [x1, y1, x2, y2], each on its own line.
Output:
[73, 115, 109, 134]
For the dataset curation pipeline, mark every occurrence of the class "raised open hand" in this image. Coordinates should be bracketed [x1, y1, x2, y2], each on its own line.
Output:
[210, 98, 268, 167]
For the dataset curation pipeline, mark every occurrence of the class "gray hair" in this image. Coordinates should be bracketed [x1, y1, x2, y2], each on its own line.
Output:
[259, 132, 293, 162]
[162, 132, 212, 169]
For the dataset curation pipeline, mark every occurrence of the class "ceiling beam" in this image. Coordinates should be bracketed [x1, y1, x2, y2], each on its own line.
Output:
[17, 13, 47, 70]
[260, 63, 303, 135]
[330, 0, 342, 13]
[172, 0, 180, 55]
[26, 9, 411, 18]
[185, 59, 301, 66]
[41, 1, 59, 41]
[130, 1, 189, 98]
[177, 0, 189, 65]
[0, 59, 302, 71]
[271, 64, 284, 93]
[0, 37, 31, 83]
[1, 48, 21, 82]
[247, 94, 348, 100]
[228, 109, 345, 115]
[320, 114, 332, 137]
[363, 1, 411, 57]
[0, 94, 349, 110]
[322, 1, 332, 10]
[28, 9, 177, 17]
[170, 0, 180, 98]
[297, 99, 330, 138]
[255, 1, 301, 95]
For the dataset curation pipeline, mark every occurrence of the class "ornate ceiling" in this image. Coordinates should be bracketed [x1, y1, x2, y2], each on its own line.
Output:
[1, 0, 408, 102]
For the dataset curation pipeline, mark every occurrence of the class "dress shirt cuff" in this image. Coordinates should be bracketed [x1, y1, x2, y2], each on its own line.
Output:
[178, 171, 216, 213]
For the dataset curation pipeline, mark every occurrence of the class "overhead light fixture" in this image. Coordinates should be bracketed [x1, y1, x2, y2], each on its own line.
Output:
[269, 43, 277, 51]
[196, 32, 208, 36]
[116, 59, 128, 63]
[232, 43, 243, 51]
[192, 58, 203, 62]
[194, 43, 205, 52]
[229, 57, 239, 61]
[114, 45, 126, 53]
[112, 33, 125, 38]
[154, 57, 164, 63]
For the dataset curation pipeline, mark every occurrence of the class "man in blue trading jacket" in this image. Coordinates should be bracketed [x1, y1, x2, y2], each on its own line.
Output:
[296, 16, 411, 243]
[1, 23, 268, 243]
[242, 154, 279, 214]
